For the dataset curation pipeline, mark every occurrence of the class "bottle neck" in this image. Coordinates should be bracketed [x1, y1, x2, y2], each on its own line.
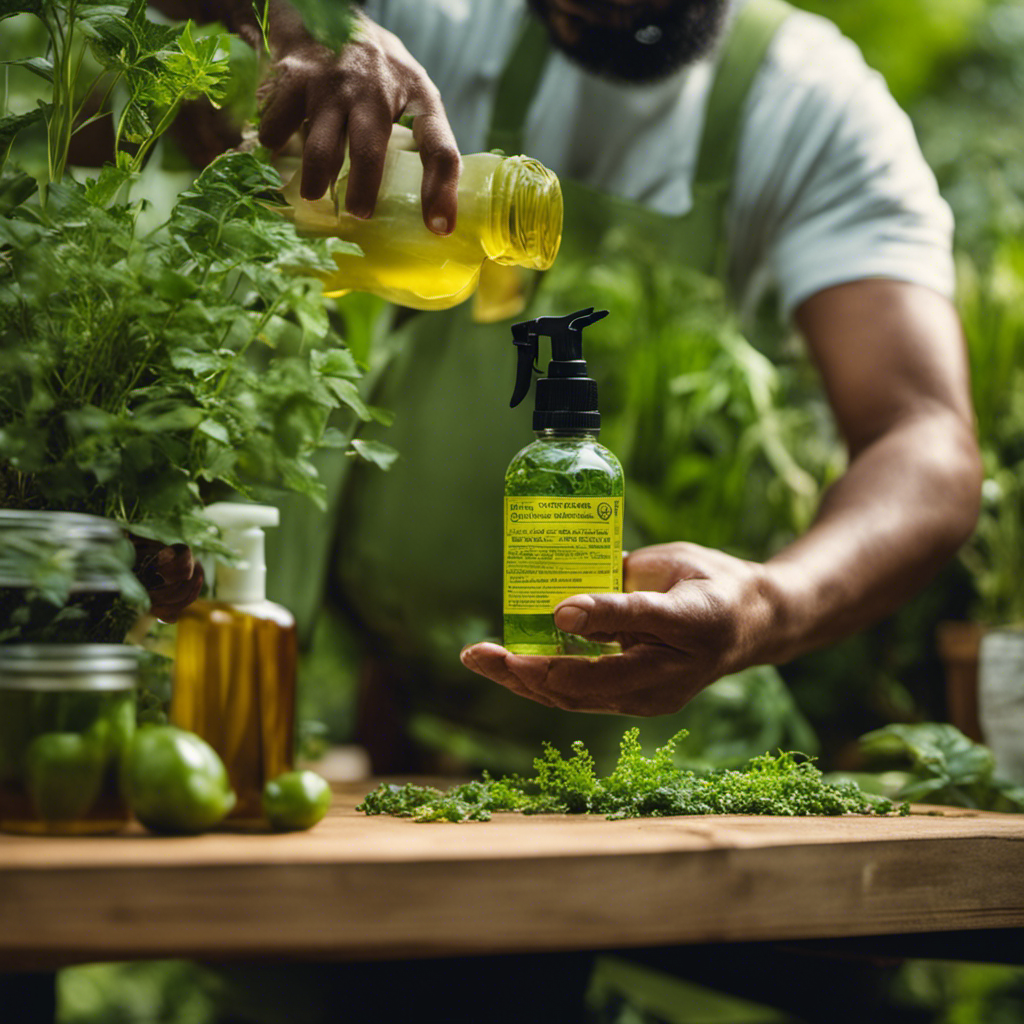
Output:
[535, 428, 600, 440]
[482, 156, 563, 271]
[213, 528, 267, 605]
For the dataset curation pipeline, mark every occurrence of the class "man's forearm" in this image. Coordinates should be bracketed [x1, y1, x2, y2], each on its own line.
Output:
[752, 408, 981, 667]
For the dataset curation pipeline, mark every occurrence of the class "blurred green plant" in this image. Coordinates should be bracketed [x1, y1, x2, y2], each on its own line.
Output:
[793, 0, 988, 107]
[914, 0, 1024, 258]
[856, 722, 1024, 812]
[59, 961, 222, 1024]
[954, 241, 1024, 625]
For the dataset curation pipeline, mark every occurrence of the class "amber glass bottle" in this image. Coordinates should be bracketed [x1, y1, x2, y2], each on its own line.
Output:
[171, 503, 296, 827]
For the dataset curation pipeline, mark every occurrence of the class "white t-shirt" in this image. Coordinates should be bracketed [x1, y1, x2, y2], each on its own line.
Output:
[362, 0, 955, 321]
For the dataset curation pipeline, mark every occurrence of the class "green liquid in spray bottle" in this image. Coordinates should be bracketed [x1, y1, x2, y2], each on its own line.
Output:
[503, 309, 624, 656]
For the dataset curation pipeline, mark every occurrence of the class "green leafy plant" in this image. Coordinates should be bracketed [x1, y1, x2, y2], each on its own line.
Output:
[0, 0, 393, 638]
[357, 726, 901, 823]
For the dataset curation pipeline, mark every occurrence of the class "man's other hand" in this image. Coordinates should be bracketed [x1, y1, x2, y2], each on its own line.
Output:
[460, 543, 776, 715]
[259, 11, 461, 233]
[131, 537, 205, 623]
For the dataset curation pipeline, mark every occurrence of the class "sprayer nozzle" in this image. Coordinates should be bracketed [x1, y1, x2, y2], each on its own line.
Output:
[569, 309, 609, 332]
[508, 307, 611, 430]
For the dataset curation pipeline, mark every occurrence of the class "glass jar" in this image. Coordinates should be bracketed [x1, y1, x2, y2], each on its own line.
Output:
[0, 644, 138, 834]
[0, 509, 139, 643]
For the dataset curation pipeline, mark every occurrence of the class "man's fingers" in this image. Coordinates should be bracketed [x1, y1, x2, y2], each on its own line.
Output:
[412, 110, 461, 234]
[624, 544, 710, 592]
[473, 643, 695, 715]
[300, 105, 348, 200]
[343, 103, 394, 219]
[524, 643, 680, 695]
[460, 643, 559, 708]
[258, 78, 308, 153]
[553, 590, 672, 644]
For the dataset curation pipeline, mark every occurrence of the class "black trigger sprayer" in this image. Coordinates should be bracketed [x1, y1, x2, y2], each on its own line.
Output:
[509, 307, 609, 430]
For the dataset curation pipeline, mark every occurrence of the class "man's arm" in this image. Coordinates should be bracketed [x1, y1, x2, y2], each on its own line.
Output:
[460, 279, 983, 715]
[758, 279, 981, 658]
[152, 0, 461, 230]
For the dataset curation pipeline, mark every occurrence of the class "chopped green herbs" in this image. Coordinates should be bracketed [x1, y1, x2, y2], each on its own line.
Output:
[357, 728, 905, 823]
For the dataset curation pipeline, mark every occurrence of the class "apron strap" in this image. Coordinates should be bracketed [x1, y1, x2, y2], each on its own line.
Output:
[485, 16, 550, 155]
[693, 0, 792, 187]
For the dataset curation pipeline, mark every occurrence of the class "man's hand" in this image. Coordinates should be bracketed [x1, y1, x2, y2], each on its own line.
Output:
[130, 537, 205, 623]
[460, 543, 775, 715]
[149, 0, 461, 229]
[258, 10, 461, 231]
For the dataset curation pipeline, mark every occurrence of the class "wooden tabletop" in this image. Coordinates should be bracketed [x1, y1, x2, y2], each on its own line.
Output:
[2, 782, 1023, 967]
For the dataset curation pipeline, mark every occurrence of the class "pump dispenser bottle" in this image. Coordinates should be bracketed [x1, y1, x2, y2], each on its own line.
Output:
[281, 127, 563, 311]
[171, 503, 297, 826]
[504, 309, 624, 656]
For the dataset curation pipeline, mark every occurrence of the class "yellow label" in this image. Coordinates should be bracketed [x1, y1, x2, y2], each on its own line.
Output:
[504, 496, 623, 614]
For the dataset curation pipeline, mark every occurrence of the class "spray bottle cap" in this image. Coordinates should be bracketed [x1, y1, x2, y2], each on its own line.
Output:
[204, 502, 279, 605]
[510, 307, 609, 430]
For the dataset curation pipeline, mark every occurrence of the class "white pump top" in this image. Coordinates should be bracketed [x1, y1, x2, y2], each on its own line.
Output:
[204, 502, 279, 605]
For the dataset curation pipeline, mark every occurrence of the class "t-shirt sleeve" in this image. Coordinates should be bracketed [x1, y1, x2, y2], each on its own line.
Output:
[728, 12, 955, 322]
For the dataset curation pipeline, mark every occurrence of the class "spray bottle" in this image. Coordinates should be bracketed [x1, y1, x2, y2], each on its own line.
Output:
[504, 309, 624, 656]
[171, 503, 297, 827]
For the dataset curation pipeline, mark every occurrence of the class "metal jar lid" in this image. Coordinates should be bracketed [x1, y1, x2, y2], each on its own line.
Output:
[0, 509, 131, 591]
[0, 644, 139, 691]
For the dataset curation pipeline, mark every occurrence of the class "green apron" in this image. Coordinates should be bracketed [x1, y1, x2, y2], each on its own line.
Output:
[270, 0, 794, 771]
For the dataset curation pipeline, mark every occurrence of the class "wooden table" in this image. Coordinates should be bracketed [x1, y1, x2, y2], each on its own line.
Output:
[2, 782, 1024, 968]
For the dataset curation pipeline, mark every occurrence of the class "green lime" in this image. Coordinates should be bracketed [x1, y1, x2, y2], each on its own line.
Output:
[262, 770, 332, 831]
[26, 732, 105, 822]
[123, 725, 236, 834]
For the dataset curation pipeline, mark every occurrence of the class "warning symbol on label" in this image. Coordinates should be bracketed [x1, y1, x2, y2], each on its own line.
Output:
[597, 502, 613, 521]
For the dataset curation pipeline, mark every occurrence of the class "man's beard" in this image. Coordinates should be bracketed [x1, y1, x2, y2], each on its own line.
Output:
[526, 1, 728, 83]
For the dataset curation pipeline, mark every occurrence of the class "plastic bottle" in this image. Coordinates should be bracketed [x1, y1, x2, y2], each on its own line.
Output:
[503, 309, 625, 656]
[170, 503, 296, 827]
[281, 128, 563, 311]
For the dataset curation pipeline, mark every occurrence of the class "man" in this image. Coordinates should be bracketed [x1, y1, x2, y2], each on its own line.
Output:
[133, 3, 983, 1018]
[165, 0, 980, 761]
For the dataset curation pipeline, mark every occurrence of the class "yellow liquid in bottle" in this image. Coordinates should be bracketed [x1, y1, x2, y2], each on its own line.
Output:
[282, 144, 563, 310]
[171, 600, 297, 827]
